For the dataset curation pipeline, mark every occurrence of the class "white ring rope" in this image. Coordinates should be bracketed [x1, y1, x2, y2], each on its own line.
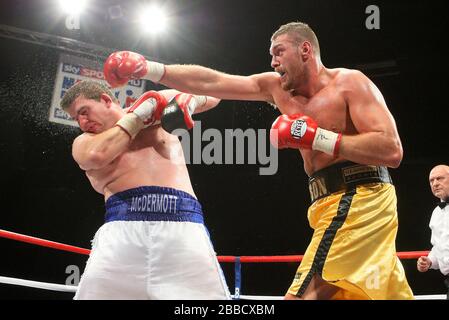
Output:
[237, 294, 447, 300]
[414, 294, 447, 300]
[0, 275, 446, 299]
[0, 276, 77, 293]
[237, 295, 283, 300]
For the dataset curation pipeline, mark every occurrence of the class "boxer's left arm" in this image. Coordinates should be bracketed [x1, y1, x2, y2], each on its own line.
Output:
[157, 91, 221, 133]
[103, 51, 276, 103]
[339, 71, 403, 168]
[156, 89, 221, 114]
[159, 93, 205, 133]
[123, 89, 220, 134]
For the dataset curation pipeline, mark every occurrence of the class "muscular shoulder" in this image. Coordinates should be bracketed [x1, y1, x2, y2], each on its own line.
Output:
[333, 68, 372, 92]
[73, 132, 90, 145]
[72, 132, 94, 154]
[332, 68, 369, 86]
[332, 68, 379, 103]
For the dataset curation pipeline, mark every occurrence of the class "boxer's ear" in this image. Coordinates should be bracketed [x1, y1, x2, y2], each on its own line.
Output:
[101, 93, 113, 108]
[300, 41, 313, 61]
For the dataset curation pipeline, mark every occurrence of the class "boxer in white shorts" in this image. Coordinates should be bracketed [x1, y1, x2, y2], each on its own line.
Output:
[60, 80, 230, 299]
[75, 186, 228, 299]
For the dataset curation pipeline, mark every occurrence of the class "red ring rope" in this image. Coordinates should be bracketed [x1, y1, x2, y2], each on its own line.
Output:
[0, 229, 429, 262]
[0, 229, 90, 256]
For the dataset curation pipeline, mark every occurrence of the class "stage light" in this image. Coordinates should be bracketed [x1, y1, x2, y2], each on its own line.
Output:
[58, 0, 87, 15]
[139, 5, 168, 34]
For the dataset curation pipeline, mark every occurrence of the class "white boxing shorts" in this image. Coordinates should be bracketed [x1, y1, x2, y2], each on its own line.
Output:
[74, 186, 230, 300]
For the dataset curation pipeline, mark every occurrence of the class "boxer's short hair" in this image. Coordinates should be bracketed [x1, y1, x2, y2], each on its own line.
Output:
[271, 21, 320, 57]
[60, 80, 119, 110]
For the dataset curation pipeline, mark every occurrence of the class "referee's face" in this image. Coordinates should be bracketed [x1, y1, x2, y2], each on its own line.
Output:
[429, 166, 449, 201]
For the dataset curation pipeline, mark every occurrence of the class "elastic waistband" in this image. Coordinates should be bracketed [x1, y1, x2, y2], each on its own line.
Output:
[105, 186, 203, 223]
[308, 161, 392, 203]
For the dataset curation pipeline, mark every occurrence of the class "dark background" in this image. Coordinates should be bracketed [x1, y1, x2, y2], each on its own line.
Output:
[0, 0, 448, 299]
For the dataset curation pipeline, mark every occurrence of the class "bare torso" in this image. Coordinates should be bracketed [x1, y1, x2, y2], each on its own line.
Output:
[84, 126, 195, 201]
[270, 68, 358, 176]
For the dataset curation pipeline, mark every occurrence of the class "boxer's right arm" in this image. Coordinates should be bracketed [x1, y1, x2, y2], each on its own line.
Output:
[72, 127, 130, 171]
[72, 91, 167, 170]
[103, 51, 276, 103]
[270, 113, 341, 156]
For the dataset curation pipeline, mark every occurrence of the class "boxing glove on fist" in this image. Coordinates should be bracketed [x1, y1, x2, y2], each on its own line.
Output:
[161, 94, 207, 133]
[104, 51, 165, 88]
[270, 114, 342, 156]
[116, 91, 168, 139]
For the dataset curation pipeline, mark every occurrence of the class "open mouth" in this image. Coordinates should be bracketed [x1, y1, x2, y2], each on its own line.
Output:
[276, 69, 286, 77]
[277, 70, 287, 81]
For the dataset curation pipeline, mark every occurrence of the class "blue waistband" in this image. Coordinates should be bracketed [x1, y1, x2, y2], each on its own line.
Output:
[104, 186, 204, 223]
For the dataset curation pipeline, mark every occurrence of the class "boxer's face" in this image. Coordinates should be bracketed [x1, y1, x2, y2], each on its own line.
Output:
[270, 34, 305, 91]
[429, 166, 449, 200]
[68, 94, 116, 134]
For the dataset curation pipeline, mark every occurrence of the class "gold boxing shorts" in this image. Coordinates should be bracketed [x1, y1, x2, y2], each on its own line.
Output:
[287, 162, 414, 300]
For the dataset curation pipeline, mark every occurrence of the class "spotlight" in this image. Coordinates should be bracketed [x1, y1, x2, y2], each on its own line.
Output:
[58, 0, 87, 15]
[139, 5, 168, 34]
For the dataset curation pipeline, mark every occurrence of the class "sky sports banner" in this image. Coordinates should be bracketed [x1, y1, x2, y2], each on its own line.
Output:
[49, 53, 146, 127]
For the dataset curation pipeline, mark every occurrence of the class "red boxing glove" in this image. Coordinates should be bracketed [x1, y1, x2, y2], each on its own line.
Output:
[161, 94, 206, 133]
[270, 114, 342, 156]
[127, 90, 168, 126]
[104, 51, 165, 88]
[116, 91, 168, 139]
[104, 51, 148, 88]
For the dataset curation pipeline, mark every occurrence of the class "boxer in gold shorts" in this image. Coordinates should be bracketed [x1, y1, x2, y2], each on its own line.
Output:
[287, 162, 413, 299]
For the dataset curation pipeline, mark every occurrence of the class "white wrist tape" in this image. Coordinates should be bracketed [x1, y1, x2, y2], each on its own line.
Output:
[144, 61, 165, 83]
[190, 95, 207, 114]
[312, 127, 340, 155]
[116, 113, 144, 139]
[132, 98, 157, 120]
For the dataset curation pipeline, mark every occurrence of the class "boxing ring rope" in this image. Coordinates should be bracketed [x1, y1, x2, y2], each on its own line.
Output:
[0, 275, 77, 293]
[0, 228, 445, 299]
[0, 229, 91, 255]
